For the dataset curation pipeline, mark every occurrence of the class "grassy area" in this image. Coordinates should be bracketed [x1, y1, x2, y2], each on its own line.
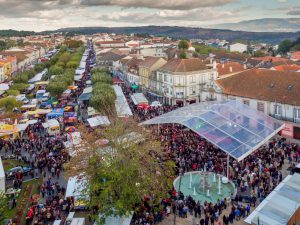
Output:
[2, 159, 28, 171]
[3, 178, 42, 224]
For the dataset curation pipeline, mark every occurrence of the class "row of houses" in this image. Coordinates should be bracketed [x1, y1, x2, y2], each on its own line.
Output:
[0, 45, 48, 82]
[106, 50, 300, 139]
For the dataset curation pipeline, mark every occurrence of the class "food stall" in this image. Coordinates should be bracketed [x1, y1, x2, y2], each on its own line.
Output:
[46, 108, 65, 120]
[43, 119, 60, 136]
[65, 176, 89, 210]
[87, 116, 110, 128]
[0, 124, 20, 139]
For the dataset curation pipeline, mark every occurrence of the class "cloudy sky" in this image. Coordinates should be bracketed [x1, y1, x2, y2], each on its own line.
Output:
[0, 0, 299, 31]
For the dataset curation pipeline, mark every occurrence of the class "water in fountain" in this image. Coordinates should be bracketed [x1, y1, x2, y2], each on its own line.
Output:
[199, 165, 211, 194]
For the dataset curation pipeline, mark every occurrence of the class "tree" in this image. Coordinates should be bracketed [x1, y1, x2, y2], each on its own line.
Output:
[0, 97, 23, 112]
[253, 51, 266, 57]
[277, 39, 293, 55]
[90, 83, 116, 115]
[64, 119, 175, 224]
[6, 90, 20, 96]
[179, 52, 187, 59]
[34, 63, 46, 73]
[92, 72, 112, 85]
[47, 81, 67, 99]
[178, 40, 189, 50]
[0, 191, 7, 224]
[66, 61, 78, 69]
[49, 65, 64, 75]
[10, 83, 29, 92]
[291, 44, 300, 52]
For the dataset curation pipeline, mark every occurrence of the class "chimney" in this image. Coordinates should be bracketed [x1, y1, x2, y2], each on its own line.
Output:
[210, 58, 213, 64]
[213, 61, 217, 69]
[244, 64, 247, 69]
[229, 66, 233, 73]
[222, 63, 225, 68]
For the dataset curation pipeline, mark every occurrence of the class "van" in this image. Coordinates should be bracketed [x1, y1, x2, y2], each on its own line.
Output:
[41, 92, 50, 102]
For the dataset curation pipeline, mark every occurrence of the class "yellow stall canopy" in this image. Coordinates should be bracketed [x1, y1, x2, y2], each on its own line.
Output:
[25, 109, 52, 116]
[0, 124, 20, 137]
[34, 81, 49, 86]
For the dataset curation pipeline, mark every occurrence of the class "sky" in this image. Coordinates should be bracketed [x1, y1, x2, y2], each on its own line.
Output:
[0, 0, 299, 31]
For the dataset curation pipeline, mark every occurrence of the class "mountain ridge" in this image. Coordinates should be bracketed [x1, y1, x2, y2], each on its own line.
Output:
[55, 25, 300, 44]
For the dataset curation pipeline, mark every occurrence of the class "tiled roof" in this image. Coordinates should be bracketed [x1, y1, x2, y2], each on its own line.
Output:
[159, 58, 208, 73]
[139, 57, 162, 68]
[98, 52, 124, 62]
[273, 64, 300, 72]
[217, 62, 246, 76]
[216, 69, 300, 105]
[254, 56, 289, 62]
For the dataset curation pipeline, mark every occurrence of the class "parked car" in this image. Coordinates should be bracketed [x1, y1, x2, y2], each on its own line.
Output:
[5, 166, 32, 179]
[150, 101, 162, 107]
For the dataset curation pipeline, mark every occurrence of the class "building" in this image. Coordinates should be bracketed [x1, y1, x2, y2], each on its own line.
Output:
[123, 57, 144, 85]
[215, 69, 300, 139]
[155, 58, 218, 105]
[139, 57, 167, 89]
[97, 51, 125, 69]
[0, 65, 4, 82]
[95, 40, 126, 48]
[6, 56, 17, 77]
[0, 57, 12, 81]
[217, 61, 247, 77]
[229, 43, 248, 53]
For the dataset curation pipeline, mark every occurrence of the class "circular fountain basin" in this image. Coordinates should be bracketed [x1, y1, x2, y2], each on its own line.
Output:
[173, 171, 236, 205]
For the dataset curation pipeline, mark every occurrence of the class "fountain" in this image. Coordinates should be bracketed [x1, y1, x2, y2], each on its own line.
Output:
[173, 170, 236, 205]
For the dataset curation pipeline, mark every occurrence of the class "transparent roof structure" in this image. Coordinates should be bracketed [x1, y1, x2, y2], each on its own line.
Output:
[245, 173, 300, 225]
[142, 100, 284, 161]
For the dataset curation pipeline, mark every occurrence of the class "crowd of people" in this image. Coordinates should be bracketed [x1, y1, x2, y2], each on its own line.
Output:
[121, 85, 300, 225]
[1, 43, 95, 225]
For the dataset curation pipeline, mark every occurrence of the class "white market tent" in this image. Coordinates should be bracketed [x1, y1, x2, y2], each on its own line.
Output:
[42, 119, 59, 129]
[113, 85, 133, 118]
[131, 93, 148, 105]
[75, 68, 85, 75]
[245, 173, 300, 225]
[83, 86, 93, 94]
[87, 116, 110, 128]
[28, 69, 48, 84]
[142, 100, 284, 162]
[74, 75, 83, 81]
[65, 176, 88, 199]
[94, 214, 133, 225]
[0, 157, 5, 193]
[0, 83, 9, 91]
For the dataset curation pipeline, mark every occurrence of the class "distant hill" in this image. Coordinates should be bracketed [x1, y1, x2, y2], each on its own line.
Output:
[0, 29, 36, 37]
[214, 18, 300, 32]
[56, 26, 300, 44]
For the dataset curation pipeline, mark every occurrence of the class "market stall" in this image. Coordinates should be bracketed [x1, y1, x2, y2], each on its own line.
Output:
[65, 176, 89, 210]
[46, 108, 64, 120]
[43, 119, 60, 136]
[87, 116, 110, 128]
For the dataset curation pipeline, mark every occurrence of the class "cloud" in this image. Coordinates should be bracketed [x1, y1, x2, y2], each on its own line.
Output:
[78, 0, 236, 10]
[98, 8, 240, 26]
[278, 0, 288, 2]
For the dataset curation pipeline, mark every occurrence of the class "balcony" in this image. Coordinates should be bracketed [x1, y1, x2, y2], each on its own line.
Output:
[269, 114, 300, 124]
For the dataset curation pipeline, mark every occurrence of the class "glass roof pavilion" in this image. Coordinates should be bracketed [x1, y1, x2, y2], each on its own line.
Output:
[142, 100, 284, 162]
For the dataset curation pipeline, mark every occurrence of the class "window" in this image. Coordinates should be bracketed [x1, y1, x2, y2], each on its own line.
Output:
[274, 104, 282, 115]
[257, 102, 265, 112]
[295, 108, 300, 119]
[164, 74, 168, 82]
[243, 100, 250, 106]
[190, 76, 196, 83]
[189, 86, 196, 95]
